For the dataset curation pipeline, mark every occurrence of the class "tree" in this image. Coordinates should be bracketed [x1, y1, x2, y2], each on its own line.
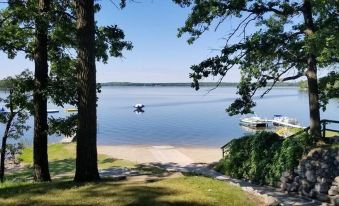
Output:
[0, 0, 72, 181]
[1, 1, 132, 182]
[33, 0, 51, 181]
[73, 0, 99, 182]
[319, 71, 339, 110]
[174, 0, 339, 138]
[0, 71, 33, 182]
[74, 0, 132, 182]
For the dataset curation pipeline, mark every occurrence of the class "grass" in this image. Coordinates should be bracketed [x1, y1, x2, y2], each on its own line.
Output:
[7, 143, 160, 181]
[0, 176, 262, 206]
[325, 130, 339, 138]
[275, 127, 339, 138]
[1, 143, 263, 205]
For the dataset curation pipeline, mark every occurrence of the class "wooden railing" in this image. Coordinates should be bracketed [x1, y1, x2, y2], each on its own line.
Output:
[221, 119, 339, 157]
[321, 119, 339, 139]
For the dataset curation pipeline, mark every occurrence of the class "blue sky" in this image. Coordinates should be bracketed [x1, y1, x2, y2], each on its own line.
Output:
[0, 0, 242, 83]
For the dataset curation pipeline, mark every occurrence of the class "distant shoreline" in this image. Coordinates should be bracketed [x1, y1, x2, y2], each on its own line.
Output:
[0, 81, 300, 89]
[99, 82, 299, 87]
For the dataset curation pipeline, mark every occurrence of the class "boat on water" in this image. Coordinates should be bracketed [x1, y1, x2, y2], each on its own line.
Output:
[47, 109, 59, 114]
[66, 108, 78, 112]
[133, 104, 144, 109]
[272, 115, 303, 128]
[240, 116, 268, 127]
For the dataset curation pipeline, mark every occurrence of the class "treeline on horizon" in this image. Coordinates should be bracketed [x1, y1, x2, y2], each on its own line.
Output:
[99, 81, 299, 87]
[0, 79, 300, 89]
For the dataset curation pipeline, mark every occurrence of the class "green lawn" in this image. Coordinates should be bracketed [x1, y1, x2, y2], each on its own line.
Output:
[1, 143, 262, 205]
[0, 176, 261, 206]
[8, 143, 161, 181]
[325, 130, 339, 138]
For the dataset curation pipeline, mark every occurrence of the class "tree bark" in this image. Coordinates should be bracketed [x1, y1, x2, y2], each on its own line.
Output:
[0, 114, 13, 182]
[74, 0, 100, 182]
[303, 0, 322, 138]
[33, 0, 51, 182]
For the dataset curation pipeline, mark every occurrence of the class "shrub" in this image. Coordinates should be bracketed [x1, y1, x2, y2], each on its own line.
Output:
[216, 131, 315, 185]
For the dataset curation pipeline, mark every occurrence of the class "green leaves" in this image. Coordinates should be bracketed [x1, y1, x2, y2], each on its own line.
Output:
[175, 0, 339, 116]
[319, 71, 339, 111]
[96, 25, 133, 63]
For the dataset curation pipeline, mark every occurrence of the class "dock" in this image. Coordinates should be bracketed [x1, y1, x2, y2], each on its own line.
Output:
[268, 119, 305, 129]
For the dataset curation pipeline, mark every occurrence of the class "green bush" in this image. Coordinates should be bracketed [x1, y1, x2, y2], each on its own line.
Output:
[215, 131, 315, 185]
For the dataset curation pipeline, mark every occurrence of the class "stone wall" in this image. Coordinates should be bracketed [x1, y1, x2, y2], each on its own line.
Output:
[280, 147, 339, 205]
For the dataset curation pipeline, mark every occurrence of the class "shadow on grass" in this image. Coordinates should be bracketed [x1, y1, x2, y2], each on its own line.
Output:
[6, 158, 75, 181]
[100, 158, 119, 163]
[0, 179, 210, 206]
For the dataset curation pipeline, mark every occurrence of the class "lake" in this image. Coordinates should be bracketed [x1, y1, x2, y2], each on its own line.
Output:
[0, 86, 338, 147]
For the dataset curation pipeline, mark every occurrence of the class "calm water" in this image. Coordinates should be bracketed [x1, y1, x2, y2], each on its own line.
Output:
[1, 87, 338, 147]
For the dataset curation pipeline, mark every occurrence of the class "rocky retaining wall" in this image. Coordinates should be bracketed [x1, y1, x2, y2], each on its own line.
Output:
[280, 147, 339, 205]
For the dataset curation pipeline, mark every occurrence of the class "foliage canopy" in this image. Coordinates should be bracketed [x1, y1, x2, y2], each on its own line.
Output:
[175, 0, 339, 115]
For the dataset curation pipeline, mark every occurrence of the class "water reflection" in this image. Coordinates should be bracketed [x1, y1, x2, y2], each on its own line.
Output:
[134, 108, 145, 114]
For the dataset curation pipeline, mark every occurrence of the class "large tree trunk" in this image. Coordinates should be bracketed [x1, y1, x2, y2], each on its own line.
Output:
[33, 0, 51, 182]
[303, 0, 322, 138]
[74, 0, 100, 182]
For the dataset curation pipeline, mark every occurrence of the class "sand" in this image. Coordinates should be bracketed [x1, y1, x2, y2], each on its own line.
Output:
[97, 145, 221, 166]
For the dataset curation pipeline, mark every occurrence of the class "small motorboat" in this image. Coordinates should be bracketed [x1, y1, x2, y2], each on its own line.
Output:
[66, 108, 78, 112]
[272, 115, 302, 128]
[240, 116, 268, 127]
[133, 104, 145, 109]
[47, 109, 59, 114]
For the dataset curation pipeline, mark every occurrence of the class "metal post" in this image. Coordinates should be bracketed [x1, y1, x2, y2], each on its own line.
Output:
[322, 121, 326, 139]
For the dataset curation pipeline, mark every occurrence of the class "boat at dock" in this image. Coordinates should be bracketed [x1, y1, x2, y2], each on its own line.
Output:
[240, 116, 268, 127]
[66, 108, 78, 112]
[271, 115, 303, 128]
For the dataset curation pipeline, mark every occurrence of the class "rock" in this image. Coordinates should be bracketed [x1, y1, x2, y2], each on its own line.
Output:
[328, 186, 338, 196]
[320, 163, 328, 169]
[301, 180, 311, 192]
[309, 189, 318, 198]
[294, 176, 300, 183]
[263, 195, 280, 206]
[334, 177, 339, 186]
[306, 170, 316, 183]
[316, 193, 329, 202]
[332, 195, 339, 206]
[289, 182, 299, 192]
[280, 182, 288, 191]
[315, 182, 329, 193]
[110, 175, 127, 181]
[280, 176, 288, 183]
[282, 171, 290, 178]
[302, 189, 310, 197]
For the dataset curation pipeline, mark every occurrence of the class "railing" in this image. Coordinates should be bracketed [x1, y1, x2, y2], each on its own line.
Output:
[221, 119, 339, 158]
[321, 119, 339, 139]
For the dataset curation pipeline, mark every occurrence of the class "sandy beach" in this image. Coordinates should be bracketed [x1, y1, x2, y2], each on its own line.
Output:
[97, 145, 221, 166]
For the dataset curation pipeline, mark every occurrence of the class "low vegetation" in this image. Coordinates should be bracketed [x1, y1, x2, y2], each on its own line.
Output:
[216, 131, 315, 185]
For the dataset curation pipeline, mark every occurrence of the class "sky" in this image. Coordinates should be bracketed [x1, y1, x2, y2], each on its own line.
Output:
[0, 0, 242, 83]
